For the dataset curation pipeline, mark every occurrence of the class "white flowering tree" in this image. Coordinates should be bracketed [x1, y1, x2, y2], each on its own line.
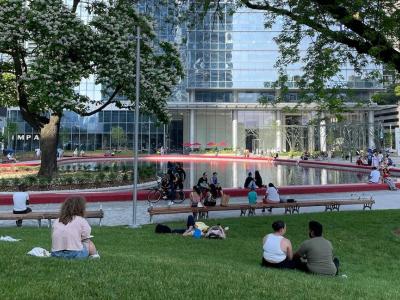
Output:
[0, 0, 183, 177]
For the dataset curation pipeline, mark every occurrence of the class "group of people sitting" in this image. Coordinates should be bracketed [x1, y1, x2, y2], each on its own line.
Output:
[356, 150, 394, 168]
[368, 166, 398, 190]
[244, 170, 282, 212]
[262, 220, 339, 276]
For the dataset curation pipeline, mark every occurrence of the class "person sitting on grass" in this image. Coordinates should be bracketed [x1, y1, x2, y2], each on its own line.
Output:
[368, 167, 381, 184]
[261, 220, 294, 269]
[293, 221, 339, 276]
[51, 196, 99, 259]
[13, 184, 32, 227]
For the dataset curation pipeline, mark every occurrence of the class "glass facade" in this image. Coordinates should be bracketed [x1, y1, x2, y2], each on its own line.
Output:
[2, 1, 385, 154]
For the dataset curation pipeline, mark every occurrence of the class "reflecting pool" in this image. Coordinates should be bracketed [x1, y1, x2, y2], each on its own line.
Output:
[60, 159, 384, 188]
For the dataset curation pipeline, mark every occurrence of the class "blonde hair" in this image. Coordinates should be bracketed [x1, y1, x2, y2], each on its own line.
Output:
[59, 196, 86, 225]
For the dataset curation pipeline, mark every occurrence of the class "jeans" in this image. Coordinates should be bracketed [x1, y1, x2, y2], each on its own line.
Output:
[51, 248, 89, 259]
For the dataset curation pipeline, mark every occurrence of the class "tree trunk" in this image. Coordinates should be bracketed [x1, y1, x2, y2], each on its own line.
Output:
[38, 114, 61, 178]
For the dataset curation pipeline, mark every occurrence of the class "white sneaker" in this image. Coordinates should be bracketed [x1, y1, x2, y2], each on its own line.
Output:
[168, 201, 174, 207]
[89, 253, 100, 259]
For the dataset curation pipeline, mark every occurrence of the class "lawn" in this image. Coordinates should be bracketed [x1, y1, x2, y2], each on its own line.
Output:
[0, 210, 399, 300]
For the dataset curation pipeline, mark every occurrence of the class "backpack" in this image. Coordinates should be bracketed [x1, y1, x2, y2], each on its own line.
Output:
[155, 224, 172, 234]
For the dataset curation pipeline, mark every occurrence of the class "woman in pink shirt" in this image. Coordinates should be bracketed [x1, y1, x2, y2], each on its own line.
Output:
[51, 196, 98, 259]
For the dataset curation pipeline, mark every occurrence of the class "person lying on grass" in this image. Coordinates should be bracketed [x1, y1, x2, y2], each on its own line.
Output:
[51, 196, 99, 259]
[182, 215, 227, 239]
[261, 220, 295, 269]
[293, 221, 339, 275]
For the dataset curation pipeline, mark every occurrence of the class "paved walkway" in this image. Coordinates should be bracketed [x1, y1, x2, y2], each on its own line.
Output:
[0, 189, 398, 227]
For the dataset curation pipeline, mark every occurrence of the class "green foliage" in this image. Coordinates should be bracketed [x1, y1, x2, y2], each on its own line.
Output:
[372, 84, 400, 105]
[110, 127, 127, 148]
[0, 72, 17, 107]
[1, 211, 400, 299]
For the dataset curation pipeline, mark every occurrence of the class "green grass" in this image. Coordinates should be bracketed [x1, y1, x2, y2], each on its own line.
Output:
[1, 210, 400, 299]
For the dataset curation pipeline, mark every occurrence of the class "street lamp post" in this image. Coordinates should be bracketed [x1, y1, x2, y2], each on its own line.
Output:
[131, 26, 141, 228]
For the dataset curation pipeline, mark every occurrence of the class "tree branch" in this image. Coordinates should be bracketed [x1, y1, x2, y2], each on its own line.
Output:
[241, 0, 400, 72]
[11, 49, 48, 130]
[75, 86, 121, 116]
[71, 0, 80, 13]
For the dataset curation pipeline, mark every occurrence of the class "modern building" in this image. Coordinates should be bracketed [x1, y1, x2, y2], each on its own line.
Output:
[2, 1, 392, 153]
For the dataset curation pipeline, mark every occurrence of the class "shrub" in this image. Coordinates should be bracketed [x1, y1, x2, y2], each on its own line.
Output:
[25, 176, 37, 186]
[122, 173, 129, 181]
[65, 176, 74, 185]
[12, 177, 21, 186]
[96, 172, 106, 182]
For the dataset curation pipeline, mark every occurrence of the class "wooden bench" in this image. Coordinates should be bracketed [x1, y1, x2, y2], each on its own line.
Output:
[0, 210, 104, 227]
[240, 197, 375, 215]
[147, 197, 374, 221]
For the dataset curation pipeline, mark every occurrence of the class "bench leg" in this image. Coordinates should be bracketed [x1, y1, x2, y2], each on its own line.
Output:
[284, 207, 290, 214]
[292, 206, 300, 214]
[47, 219, 52, 228]
[363, 203, 373, 210]
[240, 209, 247, 216]
[38, 219, 42, 228]
[325, 205, 333, 212]
[99, 218, 102, 227]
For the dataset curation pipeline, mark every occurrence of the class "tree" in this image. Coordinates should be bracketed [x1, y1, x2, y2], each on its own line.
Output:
[188, 1, 400, 118]
[111, 126, 126, 149]
[0, 0, 183, 177]
[2, 122, 17, 150]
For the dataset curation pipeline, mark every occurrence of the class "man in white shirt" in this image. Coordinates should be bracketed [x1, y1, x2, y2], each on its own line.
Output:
[368, 167, 381, 184]
[13, 184, 32, 227]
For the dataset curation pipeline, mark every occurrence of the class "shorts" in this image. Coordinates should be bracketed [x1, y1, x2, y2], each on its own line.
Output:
[51, 248, 89, 259]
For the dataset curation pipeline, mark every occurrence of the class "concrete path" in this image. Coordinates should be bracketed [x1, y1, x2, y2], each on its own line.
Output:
[0, 189, 399, 228]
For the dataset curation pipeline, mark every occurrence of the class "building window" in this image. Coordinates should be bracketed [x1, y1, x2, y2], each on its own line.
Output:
[195, 91, 233, 102]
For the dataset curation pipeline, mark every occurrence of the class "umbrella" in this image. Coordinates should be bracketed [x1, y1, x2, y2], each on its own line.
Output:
[217, 141, 228, 147]
[182, 142, 192, 147]
[207, 142, 217, 147]
[192, 142, 201, 147]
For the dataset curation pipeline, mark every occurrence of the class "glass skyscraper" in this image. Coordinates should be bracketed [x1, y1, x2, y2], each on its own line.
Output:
[4, 1, 385, 153]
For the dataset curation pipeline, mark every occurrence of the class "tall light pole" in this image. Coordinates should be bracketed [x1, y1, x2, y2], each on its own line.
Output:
[131, 26, 141, 228]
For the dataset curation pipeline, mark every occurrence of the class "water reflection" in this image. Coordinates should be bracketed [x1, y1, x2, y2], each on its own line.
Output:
[61, 160, 378, 188]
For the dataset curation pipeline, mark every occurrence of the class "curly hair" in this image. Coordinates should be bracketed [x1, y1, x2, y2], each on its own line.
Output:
[59, 196, 86, 225]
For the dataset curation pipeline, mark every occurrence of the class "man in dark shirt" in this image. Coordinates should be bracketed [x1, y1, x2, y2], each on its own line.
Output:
[294, 221, 339, 275]
[197, 172, 209, 193]
[175, 163, 186, 190]
[244, 172, 255, 189]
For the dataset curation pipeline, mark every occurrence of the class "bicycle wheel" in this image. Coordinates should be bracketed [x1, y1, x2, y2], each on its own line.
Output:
[173, 190, 185, 204]
[147, 189, 162, 204]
